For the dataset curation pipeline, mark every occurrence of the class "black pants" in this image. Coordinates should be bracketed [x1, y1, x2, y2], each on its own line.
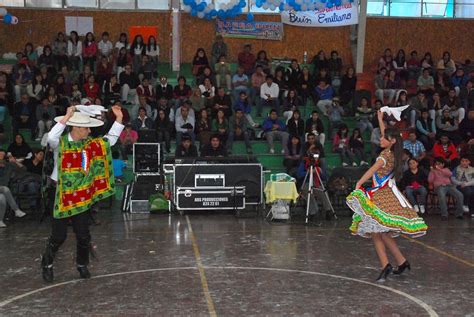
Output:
[43, 211, 91, 267]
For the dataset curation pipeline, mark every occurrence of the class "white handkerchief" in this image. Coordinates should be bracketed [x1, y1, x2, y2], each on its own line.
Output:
[380, 105, 409, 121]
[76, 105, 106, 117]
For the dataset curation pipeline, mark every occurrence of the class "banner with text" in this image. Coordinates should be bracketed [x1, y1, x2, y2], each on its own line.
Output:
[281, 4, 358, 27]
[216, 19, 284, 41]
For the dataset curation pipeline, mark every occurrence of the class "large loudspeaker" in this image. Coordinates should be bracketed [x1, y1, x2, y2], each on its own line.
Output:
[133, 143, 160, 173]
[173, 163, 263, 205]
[130, 174, 164, 213]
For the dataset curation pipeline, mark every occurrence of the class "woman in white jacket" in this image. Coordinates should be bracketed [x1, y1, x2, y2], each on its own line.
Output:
[67, 31, 82, 72]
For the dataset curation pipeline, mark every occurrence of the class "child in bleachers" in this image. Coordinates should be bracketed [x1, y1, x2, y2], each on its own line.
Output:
[355, 97, 374, 135]
[112, 150, 126, 183]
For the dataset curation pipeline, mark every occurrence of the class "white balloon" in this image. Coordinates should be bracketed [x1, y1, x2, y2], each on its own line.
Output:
[0, 8, 7, 16]
[183, 5, 191, 12]
[10, 16, 18, 25]
[208, 3, 214, 10]
[197, 11, 205, 18]
[262, 3, 270, 9]
[268, 4, 275, 10]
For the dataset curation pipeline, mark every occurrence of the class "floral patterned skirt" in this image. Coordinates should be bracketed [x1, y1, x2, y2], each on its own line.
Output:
[346, 188, 428, 238]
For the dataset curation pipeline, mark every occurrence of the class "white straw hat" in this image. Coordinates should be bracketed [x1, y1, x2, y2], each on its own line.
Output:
[54, 112, 104, 128]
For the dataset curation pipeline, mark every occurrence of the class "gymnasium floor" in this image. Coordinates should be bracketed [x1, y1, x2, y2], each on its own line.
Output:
[0, 207, 473, 316]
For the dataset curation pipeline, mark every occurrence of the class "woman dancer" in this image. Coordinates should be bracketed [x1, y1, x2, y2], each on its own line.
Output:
[346, 110, 427, 282]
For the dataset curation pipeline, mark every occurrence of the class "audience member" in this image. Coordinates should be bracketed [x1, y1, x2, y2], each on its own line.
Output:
[131, 107, 154, 131]
[119, 64, 140, 105]
[415, 108, 436, 150]
[155, 109, 172, 153]
[227, 109, 252, 155]
[12, 94, 35, 136]
[232, 66, 249, 101]
[333, 124, 355, 167]
[214, 55, 232, 91]
[175, 105, 195, 144]
[201, 134, 227, 157]
[262, 109, 289, 154]
[255, 50, 271, 74]
[175, 134, 198, 158]
[212, 109, 229, 144]
[287, 110, 304, 139]
[0, 150, 26, 228]
[401, 158, 429, 214]
[238, 44, 256, 76]
[428, 157, 464, 220]
[251, 66, 266, 115]
[314, 79, 334, 115]
[233, 91, 259, 128]
[211, 35, 228, 69]
[436, 109, 462, 145]
[282, 89, 302, 122]
[355, 97, 374, 134]
[259, 75, 280, 117]
[199, 77, 216, 109]
[433, 134, 459, 168]
[349, 128, 368, 166]
[374, 68, 395, 105]
[212, 87, 232, 118]
[119, 123, 138, 159]
[451, 156, 474, 215]
[130, 35, 146, 73]
[305, 111, 325, 145]
[459, 108, 474, 142]
[195, 108, 212, 149]
[192, 48, 209, 76]
[36, 97, 56, 141]
[112, 150, 126, 183]
[284, 135, 303, 176]
[83, 32, 97, 70]
[403, 130, 428, 167]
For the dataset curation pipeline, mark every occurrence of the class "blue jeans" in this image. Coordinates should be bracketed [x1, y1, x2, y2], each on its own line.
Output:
[405, 186, 427, 206]
[435, 185, 464, 217]
[227, 129, 251, 152]
[459, 186, 474, 210]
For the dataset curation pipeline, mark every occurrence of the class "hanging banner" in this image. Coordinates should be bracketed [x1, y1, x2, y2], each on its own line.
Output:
[216, 19, 284, 41]
[281, 4, 359, 27]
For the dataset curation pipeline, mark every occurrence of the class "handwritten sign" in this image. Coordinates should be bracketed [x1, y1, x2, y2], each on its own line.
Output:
[281, 3, 359, 28]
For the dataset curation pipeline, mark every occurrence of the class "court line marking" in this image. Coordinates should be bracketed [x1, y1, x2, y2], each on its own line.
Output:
[186, 215, 217, 317]
[404, 236, 474, 268]
[0, 266, 438, 316]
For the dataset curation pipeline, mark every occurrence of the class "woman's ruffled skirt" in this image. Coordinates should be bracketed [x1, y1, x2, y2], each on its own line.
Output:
[346, 189, 428, 238]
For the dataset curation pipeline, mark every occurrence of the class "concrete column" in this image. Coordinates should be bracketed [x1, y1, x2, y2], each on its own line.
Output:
[171, 0, 181, 72]
[356, 0, 368, 74]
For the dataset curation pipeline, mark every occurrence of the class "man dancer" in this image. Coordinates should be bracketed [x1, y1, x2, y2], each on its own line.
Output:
[41, 105, 124, 282]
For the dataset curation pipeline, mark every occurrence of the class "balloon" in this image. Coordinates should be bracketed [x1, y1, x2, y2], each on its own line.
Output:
[262, 2, 270, 9]
[210, 9, 218, 16]
[10, 16, 18, 25]
[191, 9, 198, 16]
[0, 8, 7, 16]
[269, 4, 276, 10]
[197, 11, 205, 18]
[3, 13, 12, 24]
[183, 0, 192, 5]
[301, 3, 307, 10]
[246, 12, 254, 21]
[256, 0, 263, 7]
[279, 3, 285, 10]
[240, 0, 246, 8]
[335, 0, 342, 5]
[197, 2, 206, 11]
[326, 1, 334, 8]
[217, 9, 226, 19]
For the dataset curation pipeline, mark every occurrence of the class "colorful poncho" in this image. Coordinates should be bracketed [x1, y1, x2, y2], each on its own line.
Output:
[54, 135, 115, 219]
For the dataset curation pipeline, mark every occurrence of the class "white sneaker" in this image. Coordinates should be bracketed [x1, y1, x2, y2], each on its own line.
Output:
[414, 205, 420, 213]
[281, 149, 285, 154]
[15, 210, 26, 218]
[352, 162, 358, 167]
[35, 137, 41, 141]
[342, 163, 348, 167]
[420, 205, 426, 214]
[361, 161, 369, 166]
[463, 205, 469, 213]
[0, 221, 6, 228]
[269, 148, 275, 154]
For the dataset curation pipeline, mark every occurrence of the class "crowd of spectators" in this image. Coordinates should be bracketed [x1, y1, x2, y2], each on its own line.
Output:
[0, 31, 473, 224]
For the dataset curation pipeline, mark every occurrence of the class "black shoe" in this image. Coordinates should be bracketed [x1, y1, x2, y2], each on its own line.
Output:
[456, 215, 464, 220]
[393, 260, 411, 275]
[376, 263, 393, 282]
[325, 210, 333, 221]
[42, 265, 54, 283]
[77, 266, 91, 279]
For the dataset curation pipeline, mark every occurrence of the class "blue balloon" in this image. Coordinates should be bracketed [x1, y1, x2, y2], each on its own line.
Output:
[210, 9, 218, 16]
[197, 2, 206, 11]
[183, 0, 192, 5]
[335, 0, 342, 5]
[191, 9, 198, 16]
[279, 3, 285, 10]
[326, 1, 334, 8]
[3, 13, 12, 25]
[246, 13, 254, 22]
[217, 9, 225, 19]
[240, 0, 246, 8]
[256, 0, 262, 7]
[320, 0, 326, 3]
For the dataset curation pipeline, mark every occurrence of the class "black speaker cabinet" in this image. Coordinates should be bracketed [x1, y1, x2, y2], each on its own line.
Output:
[130, 174, 164, 213]
[133, 143, 160, 173]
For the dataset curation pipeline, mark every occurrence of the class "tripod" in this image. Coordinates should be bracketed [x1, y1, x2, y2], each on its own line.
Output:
[300, 161, 337, 224]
